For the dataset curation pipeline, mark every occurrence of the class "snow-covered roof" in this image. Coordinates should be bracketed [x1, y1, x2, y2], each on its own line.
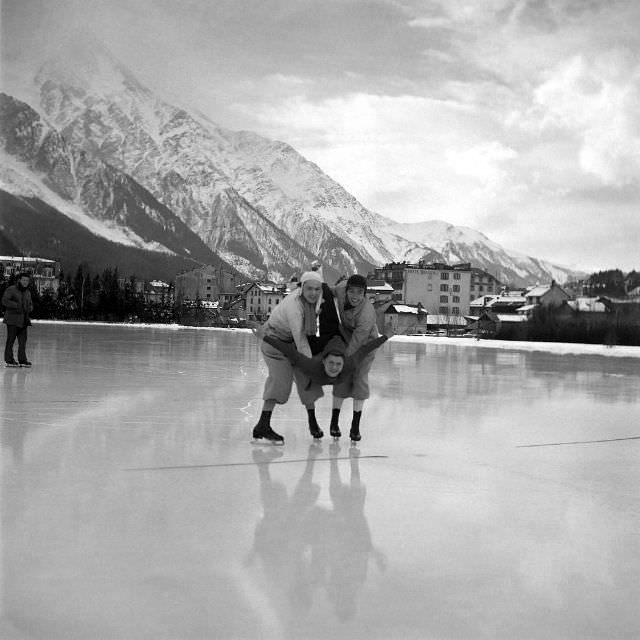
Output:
[516, 304, 537, 313]
[149, 280, 169, 288]
[367, 282, 394, 292]
[387, 304, 424, 314]
[496, 314, 528, 323]
[0, 255, 56, 264]
[526, 285, 552, 298]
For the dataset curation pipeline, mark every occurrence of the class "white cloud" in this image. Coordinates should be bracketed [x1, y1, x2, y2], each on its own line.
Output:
[533, 53, 640, 187]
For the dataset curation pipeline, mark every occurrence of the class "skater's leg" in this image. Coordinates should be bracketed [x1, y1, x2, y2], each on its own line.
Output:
[16, 326, 28, 364]
[4, 325, 18, 364]
[350, 400, 365, 442]
[306, 404, 324, 439]
[329, 396, 344, 438]
[253, 400, 284, 443]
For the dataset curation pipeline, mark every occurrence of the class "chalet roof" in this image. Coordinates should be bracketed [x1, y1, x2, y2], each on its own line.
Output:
[526, 285, 552, 298]
[385, 304, 424, 315]
[367, 282, 394, 292]
[470, 294, 526, 308]
[516, 304, 537, 313]
[496, 314, 528, 323]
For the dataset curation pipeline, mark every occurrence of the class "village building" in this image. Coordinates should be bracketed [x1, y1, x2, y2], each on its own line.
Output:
[384, 303, 468, 335]
[175, 264, 238, 302]
[244, 282, 288, 321]
[0, 255, 62, 295]
[516, 281, 572, 316]
[469, 268, 502, 303]
[374, 261, 473, 317]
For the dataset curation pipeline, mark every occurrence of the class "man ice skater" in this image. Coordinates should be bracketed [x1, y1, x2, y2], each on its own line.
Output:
[2, 272, 34, 367]
[252, 270, 327, 444]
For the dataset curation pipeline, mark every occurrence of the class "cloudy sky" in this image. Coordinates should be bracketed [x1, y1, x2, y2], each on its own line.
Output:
[3, 0, 640, 272]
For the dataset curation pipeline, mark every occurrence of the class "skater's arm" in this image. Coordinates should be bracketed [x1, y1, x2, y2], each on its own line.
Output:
[1, 289, 19, 309]
[346, 333, 390, 367]
[262, 334, 313, 368]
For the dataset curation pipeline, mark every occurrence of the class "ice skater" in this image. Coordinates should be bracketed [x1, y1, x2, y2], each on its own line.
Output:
[251, 270, 328, 444]
[250, 323, 392, 443]
[328, 274, 379, 442]
[2, 272, 34, 368]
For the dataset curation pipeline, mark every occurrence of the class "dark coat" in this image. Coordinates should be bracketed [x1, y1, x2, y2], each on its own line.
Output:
[2, 285, 33, 328]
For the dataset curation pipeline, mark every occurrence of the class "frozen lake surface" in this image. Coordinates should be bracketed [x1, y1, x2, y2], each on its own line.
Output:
[2, 322, 639, 639]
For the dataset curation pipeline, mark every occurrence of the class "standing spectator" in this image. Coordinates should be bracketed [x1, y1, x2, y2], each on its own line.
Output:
[3, 272, 34, 367]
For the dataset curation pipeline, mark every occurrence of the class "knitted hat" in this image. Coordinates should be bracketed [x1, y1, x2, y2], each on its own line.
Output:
[346, 274, 367, 292]
[300, 271, 323, 285]
[322, 336, 346, 358]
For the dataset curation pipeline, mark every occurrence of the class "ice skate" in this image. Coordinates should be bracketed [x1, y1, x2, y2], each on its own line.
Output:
[19, 361, 32, 367]
[349, 424, 361, 443]
[252, 422, 284, 445]
[329, 409, 341, 440]
[309, 421, 324, 440]
[5, 361, 19, 368]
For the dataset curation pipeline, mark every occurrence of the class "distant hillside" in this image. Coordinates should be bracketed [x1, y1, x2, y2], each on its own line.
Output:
[0, 189, 220, 281]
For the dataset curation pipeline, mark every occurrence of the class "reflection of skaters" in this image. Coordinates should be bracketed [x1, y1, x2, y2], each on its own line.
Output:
[326, 444, 386, 621]
[249, 445, 328, 613]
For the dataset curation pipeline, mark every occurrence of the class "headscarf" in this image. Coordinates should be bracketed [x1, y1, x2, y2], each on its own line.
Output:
[300, 271, 323, 336]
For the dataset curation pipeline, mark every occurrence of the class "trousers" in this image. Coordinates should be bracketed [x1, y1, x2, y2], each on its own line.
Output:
[4, 324, 28, 363]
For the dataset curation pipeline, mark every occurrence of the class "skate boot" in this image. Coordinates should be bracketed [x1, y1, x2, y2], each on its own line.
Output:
[5, 360, 19, 368]
[329, 408, 341, 439]
[307, 409, 324, 440]
[349, 410, 362, 443]
[252, 411, 284, 444]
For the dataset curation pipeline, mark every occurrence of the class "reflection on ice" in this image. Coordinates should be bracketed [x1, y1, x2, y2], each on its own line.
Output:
[249, 444, 385, 624]
[1, 323, 639, 639]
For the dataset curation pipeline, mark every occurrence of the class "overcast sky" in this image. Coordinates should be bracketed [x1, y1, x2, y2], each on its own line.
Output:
[3, 0, 640, 272]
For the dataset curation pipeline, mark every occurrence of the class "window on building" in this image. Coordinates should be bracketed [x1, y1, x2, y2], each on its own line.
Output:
[439, 306, 448, 314]
[440, 284, 448, 292]
[275, 299, 280, 305]
[454, 273, 461, 280]
[479, 285, 484, 292]
[452, 307, 460, 315]
[206, 286, 211, 290]
[441, 272, 449, 280]
[427, 284, 432, 292]
[453, 296, 460, 303]
[453, 284, 460, 292]
[440, 295, 448, 303]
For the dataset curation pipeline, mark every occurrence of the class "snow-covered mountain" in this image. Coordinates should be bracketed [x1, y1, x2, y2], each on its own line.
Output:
[1, 36, 586, 286]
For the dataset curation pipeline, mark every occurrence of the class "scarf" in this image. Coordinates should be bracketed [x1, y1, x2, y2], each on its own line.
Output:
[303, 298, 318, 336]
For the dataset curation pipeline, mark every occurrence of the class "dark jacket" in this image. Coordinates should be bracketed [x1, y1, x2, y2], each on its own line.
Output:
[2, 284, 33, 328]
[263, 333, 388, 387]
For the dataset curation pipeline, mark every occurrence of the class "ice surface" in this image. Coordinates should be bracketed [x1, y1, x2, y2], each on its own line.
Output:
[2, 322, 639, 639]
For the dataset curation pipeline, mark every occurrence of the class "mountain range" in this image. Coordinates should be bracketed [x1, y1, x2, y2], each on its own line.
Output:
[0, 36, 585, 286]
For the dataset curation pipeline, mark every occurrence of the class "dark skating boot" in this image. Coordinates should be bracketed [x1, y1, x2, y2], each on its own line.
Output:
[329, 408, 341, 439]
[307, 408, 324, 439]
[252, 411, 284, 444]
[349, 410, 362, 442]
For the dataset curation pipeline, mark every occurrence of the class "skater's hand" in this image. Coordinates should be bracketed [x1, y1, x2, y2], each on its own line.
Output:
[248, 321, 266, 341]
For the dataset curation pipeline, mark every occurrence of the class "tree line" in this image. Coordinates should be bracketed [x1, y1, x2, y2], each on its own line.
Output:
[1, 264, 176, 324]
